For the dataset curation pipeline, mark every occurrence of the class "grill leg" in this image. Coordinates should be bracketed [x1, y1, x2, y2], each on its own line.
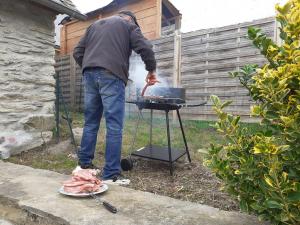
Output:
[166, 110, 173, 175]
[176, 109, 191, 163]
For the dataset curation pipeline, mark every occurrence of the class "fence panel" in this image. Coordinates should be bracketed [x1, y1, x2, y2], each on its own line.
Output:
[54, 55, 72, 106]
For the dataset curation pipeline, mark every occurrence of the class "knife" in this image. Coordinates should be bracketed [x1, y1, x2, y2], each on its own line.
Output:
[89, 192, 117, 214]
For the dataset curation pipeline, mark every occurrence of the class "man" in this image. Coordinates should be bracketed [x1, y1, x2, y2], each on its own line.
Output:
[73, 11, 157, 185]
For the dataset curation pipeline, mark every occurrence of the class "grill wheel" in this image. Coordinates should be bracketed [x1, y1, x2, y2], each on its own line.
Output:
[121, 157, 134, 171]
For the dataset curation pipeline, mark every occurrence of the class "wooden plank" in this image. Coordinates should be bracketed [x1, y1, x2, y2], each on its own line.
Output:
[152, 35, 174, 44]
[66, 18, 97, 34]
[157, 63, 174, 69]
[181, 49, 262, 64]
[66, 37, 81, 54]
[154, 42, 174, 50]
[182, 79, 241, 87]
[185, 96, 253, 103]
[181, 41, 253, 56]
[155, 52, 174, 60]
[181, 17, 274, 39]
[135, 7, 157, 19]
[180, 107, 252, 114]
[140, 22, 157, 34]
[185, 88, 250, 95]
[154, 48, 175, 54]
[144, 31, 157, 40]
[181, 57, 266, 69]
[181, 72, 230, 80]
[182, 79, 242, 88]
[185, 93, 249, 98]
[181, 58, 265, 73]
[182, 27, 274, 47]
[67, 28, 87, 40]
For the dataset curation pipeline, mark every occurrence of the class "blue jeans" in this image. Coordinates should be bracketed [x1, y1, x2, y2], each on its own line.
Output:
[78, 68, 125, 179]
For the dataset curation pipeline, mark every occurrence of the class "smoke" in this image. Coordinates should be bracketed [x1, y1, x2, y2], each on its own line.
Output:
[128, 56, 170, 96]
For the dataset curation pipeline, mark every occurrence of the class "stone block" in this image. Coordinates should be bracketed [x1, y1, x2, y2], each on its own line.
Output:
[72, 127, 83, 144]
[0, 130, 53, 158]
[20, 114, 55, 131]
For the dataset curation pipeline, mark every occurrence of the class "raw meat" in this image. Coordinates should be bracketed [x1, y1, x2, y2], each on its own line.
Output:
[64, 183, 100, 194]
[63, 169, 102, 194]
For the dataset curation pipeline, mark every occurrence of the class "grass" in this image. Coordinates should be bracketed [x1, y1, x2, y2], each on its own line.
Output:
[59, 110, 263, 153]
[7, 145, 78, 172]
[9, 111, 262, 172]
[71, 112, 224, 156]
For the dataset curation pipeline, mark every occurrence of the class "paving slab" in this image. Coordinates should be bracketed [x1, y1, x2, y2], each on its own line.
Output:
[0, 161, 268, 225]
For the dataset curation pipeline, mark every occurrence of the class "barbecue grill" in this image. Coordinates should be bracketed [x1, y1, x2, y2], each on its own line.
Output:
[123, 87, 207, 175]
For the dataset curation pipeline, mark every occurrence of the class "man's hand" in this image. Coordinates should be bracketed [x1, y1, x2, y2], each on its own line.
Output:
[141, 72, 159, 96]
[145, 72, 159, 86]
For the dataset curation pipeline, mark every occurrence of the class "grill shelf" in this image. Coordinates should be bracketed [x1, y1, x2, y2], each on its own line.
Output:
[132, 145, 186, 162]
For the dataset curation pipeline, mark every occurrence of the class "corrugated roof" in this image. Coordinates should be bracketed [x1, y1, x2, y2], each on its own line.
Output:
[29, 0, 87, 20]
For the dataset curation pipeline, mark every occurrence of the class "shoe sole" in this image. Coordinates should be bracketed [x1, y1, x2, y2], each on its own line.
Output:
[102, 179, 130, 186]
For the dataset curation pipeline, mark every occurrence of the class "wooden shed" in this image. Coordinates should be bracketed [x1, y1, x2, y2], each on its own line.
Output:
[59, 0, 181, 55]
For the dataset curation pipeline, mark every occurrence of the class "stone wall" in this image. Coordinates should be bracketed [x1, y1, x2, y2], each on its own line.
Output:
[0, 0, 57, 156]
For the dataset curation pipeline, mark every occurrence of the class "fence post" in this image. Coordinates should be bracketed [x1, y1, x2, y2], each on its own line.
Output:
[173, 30, 181, 88]
[69, 53, 76, 110]
[274, 18, 282, 45]
[173, 29, 182, 121]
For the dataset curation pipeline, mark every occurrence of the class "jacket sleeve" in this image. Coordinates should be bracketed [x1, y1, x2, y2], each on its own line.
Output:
[73, 26, 91, 67]
[130, 26, 156, 72]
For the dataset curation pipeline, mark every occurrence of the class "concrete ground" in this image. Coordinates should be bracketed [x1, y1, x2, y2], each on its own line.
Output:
[0, 219, 15, 225]
[0, 161, 268, 225]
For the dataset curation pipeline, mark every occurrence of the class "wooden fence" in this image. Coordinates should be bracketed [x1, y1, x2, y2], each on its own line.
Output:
[180, 17, 275, 121]
[55, 17, 276, 121]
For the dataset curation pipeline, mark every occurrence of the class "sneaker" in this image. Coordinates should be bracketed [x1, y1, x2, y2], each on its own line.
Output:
[73, 164, 101, 174]
[73, 165, 83, 173]
[102, 174, 130, 186]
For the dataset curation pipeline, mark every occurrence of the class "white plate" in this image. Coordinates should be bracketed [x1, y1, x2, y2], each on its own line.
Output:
[58, 184, 108, 197]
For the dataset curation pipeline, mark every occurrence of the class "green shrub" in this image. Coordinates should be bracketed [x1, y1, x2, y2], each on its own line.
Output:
[205, 1, 300, 224]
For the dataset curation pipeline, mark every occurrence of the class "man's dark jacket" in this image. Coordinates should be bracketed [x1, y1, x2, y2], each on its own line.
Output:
[73, 16, 156, 84]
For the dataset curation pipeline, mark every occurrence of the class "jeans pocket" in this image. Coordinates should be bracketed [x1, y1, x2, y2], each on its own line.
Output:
[83, 71, 94, 85]
[99, 73, 124, 96]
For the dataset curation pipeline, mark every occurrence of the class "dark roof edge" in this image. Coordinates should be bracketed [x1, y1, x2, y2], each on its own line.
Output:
[162, 0, 181, 16]
[30, 0, 87, 20]
[86, 0, 142, 19]
[86, 0, 181, 20]
[85, 0, 120, 19]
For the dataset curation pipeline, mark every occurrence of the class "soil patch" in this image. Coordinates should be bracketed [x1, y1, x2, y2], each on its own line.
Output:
[124, 157, 239, 211]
